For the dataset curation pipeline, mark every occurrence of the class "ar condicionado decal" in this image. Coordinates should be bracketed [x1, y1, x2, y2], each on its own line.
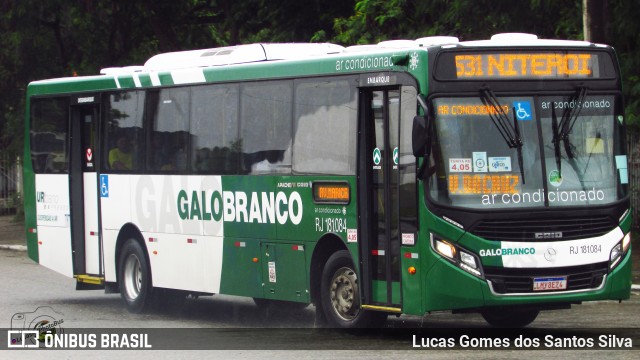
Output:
[177, 190, 303, 225]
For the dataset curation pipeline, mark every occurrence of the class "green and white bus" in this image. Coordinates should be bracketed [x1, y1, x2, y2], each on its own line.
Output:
[24, 33, 632, 327]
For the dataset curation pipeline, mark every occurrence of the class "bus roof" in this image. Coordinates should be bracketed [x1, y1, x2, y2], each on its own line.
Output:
[27, 33, 610, 96]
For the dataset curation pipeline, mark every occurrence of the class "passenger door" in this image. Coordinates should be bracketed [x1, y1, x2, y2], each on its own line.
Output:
[69, 97, 102, 277]
[359, 88, 403, 308]
[358, 83, 419, 311]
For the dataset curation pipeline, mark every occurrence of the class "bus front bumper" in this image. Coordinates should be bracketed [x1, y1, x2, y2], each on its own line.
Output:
[419, 247, 632, 314]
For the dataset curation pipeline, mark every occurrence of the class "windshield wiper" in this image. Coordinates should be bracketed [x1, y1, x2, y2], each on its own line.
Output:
[551, 105, 563, 174]
[550, 87, 589, 191]
[480, 88, 526, 184]
[511, 105, 526, 185]
[557, 87, 588, 159]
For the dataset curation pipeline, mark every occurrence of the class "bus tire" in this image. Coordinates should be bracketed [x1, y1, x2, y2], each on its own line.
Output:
[320, 250, 387, 328]
[481, 308, 539, 328]
[118, 238, 153, 313]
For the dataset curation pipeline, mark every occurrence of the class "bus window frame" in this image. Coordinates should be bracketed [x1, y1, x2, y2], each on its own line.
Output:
[29, 95, 72, 175]
[102, 91, 145, 174]
[423, 90, 628, 216]
[92, 72, 420, 178]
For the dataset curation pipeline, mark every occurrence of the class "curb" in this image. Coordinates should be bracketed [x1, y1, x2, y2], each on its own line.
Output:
[0, 244, 27, 251]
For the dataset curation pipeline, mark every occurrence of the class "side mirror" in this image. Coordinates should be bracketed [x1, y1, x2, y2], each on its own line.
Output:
[412, 115, 428, 157]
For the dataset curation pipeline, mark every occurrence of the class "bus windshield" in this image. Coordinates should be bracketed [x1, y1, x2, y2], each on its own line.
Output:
[428, 94, 628, 209]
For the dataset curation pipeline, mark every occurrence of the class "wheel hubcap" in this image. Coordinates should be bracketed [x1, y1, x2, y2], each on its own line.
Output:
[329, 267, 360, 321]
[124, 254, 142, 300]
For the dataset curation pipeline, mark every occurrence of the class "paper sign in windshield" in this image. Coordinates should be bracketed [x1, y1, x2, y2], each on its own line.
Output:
[473, 152, 487, 172]
[488, 157, 512, 172]
[449, 158, 472, 172]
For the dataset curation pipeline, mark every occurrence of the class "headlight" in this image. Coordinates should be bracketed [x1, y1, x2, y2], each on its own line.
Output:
[609, 243, 622, 269]
[622, 232, 631, 253]
[609, 232, 631, 270]
[431, 234, 483, 278]
[434, 239, 456, 259]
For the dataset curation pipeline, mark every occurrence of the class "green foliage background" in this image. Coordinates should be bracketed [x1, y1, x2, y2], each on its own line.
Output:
[1, 0, 639, 160]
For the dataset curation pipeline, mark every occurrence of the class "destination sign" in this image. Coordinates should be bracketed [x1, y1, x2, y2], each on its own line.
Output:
[435, 51, 615, 80]
[313, 182, 350, 204]
[456, 53, 595, 79]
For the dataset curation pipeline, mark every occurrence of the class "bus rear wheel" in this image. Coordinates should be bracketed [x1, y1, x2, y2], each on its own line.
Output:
[320, 250, 387, 328]
[481, 308, 539, 328]
[118, 239, 153, 313]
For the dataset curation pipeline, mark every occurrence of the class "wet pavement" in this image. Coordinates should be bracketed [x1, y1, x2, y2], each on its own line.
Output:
[0, 215, 25, 246]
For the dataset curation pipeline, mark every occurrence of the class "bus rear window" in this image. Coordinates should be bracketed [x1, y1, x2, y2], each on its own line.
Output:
[30, 97, 70, 174]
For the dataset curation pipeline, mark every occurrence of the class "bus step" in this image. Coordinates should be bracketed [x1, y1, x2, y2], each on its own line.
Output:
[361, 304, 402, 313]
[75, 274, 104, 285]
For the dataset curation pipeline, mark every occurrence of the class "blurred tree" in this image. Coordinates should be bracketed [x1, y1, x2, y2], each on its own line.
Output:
[583, 0, 609, 44]
[609, 0, 640, 128]
[0, 0, 355, 161]
[328, 0, 584, 45]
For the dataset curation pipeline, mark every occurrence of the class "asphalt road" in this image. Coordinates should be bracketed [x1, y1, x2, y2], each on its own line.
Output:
[1, 248, 639, 359]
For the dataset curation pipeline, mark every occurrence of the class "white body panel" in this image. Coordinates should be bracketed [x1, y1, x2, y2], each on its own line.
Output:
[100, 175, 224, 293]
[103, 229, 119, 282]
[501, 227, 623, 268]
[100, 174, 132, 231]
[37, 226, 74, 277]
[83, 173, 101, 274]
[145, 232, 223, 293]
[35, 174, 73, 277]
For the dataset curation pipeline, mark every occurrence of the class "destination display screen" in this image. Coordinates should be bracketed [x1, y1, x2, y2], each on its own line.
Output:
[435, 51, 616, 80]
[313, 182, 350, 204]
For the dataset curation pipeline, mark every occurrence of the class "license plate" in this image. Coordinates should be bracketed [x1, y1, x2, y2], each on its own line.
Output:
[533, 276, 567, 291]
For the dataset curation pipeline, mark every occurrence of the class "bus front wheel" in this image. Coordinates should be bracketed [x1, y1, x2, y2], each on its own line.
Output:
[118, 239, 153, 313]
[320, 250, 387, 328]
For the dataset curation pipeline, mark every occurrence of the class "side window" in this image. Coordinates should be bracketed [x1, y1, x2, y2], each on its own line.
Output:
[190, 84, 240, 174]
[293, 77, 357, 175]
[104, 91, 144, 172]
[147, 88, 190, 172]
[240, 81, 292, 174]
[30, 97, 70, 174]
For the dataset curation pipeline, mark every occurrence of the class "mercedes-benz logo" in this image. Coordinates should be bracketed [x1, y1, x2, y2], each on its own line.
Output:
[544, 247, 557, 263]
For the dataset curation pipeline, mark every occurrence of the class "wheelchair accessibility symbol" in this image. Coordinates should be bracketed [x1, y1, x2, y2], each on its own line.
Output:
[514, 101, 532, 121]
[100, 174, 109, 198]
